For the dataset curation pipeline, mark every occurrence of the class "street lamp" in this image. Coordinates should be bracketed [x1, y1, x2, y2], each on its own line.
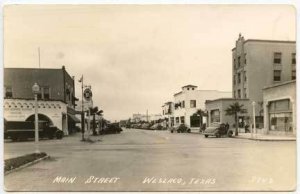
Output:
[32, 83, 40, 153]
[252, 101, 256, 139]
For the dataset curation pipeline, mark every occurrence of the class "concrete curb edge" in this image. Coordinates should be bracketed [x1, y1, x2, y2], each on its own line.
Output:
[4, 155, 50, 176]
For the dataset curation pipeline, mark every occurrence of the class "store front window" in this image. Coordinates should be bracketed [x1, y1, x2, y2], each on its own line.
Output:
[211, 109, 220, 123]
[269, 99, 293, 132]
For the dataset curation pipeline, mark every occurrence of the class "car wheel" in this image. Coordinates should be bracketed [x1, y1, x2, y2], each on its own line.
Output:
[55, 130, 63, 139]
[204, 135, 208, 138]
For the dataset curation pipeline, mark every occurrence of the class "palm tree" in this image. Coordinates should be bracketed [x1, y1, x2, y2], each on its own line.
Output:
[225, 102, 247, 136]
[195, 109, 206, 129]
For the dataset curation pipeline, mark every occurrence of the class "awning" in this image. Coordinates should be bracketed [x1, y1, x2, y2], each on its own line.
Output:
[67, 113, 81, 123]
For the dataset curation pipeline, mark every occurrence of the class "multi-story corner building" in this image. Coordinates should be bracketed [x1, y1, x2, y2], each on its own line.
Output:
[232, 34, 296, 113]
[173, 85, 231, 131]
[4, 66, 79, 135]
[162, 101, 174, 127]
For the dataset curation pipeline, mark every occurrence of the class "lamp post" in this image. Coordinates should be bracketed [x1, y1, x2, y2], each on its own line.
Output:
[32, 83, 40, 153]
[252, 101, 256, 139]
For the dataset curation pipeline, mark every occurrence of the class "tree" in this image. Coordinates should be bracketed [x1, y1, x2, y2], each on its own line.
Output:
[225, 102, 247, 136]
[89, 106, 103, 135]
[191, 109, 206, 130]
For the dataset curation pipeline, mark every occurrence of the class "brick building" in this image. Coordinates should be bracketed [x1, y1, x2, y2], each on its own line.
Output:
[4, 66, 79, 135]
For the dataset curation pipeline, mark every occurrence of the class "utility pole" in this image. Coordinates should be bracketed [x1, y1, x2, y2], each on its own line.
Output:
[79, 75, 85, 141]
[146, 109, 148, 123]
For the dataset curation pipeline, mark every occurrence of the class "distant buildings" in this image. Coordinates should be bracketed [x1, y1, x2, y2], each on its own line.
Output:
[4, 66, 79, 135]
[132, 113, 163, 123]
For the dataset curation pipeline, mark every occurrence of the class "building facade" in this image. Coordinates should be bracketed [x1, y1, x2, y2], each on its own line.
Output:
[232, 34, 296, 113]
[173, 85, 231, 131]
[4, 66, 79, 135]
[263, 80, 296, 135]
[205, 98, 251, 131]
[162, 101, 174, 127]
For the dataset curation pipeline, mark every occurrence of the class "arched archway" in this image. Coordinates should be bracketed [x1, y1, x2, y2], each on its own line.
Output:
[25, 114, 54, 126]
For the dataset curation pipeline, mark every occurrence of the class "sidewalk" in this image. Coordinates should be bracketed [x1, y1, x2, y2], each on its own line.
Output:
[233, 132, 296, 141]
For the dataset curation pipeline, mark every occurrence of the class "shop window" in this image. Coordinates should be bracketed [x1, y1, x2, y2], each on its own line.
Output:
[270, 113, 292, 132]
[273, 70, 281, 81]
[5, 86, 13, 98]
[211, 109, 220, 123]
[190, 100, 196, 108]
[176, 117, 179, 124]
[274, 52, 282, 64]
[180, 116, 185, 124]
[269, 99, 291, 112]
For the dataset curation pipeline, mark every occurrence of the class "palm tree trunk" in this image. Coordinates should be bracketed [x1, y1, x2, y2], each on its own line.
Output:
[235, 113, 238, 136]
[92, 114, 97, 135]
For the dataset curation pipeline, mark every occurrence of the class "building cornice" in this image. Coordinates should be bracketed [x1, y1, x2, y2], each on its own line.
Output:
[263, 80, 296, 90]
[232, 39, 296, 51]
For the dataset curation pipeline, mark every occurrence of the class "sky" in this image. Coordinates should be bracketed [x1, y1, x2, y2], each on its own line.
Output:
[3, 4, 296, 121]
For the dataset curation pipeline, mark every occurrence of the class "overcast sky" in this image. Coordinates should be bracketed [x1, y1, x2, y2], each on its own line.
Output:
[4, 4, 296, 121]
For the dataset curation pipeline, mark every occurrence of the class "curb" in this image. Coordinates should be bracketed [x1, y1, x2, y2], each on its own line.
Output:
[5, 155, 50, 175]
[233, 137, 296, 142]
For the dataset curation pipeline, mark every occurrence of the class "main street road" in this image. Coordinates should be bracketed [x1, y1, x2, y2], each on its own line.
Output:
[4, 128, 296, 192]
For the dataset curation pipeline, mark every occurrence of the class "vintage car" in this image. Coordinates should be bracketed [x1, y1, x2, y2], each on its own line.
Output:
[4, 121, 63, 141]
[170, 124, 191, 133]
[100, 123, 122, 135]
[203, 123, 233, 138]
[141, 123, 151, 130]
[150, 123, 164, 130]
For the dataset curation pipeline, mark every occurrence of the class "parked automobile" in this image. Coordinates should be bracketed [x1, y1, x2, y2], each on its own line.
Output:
[170, 124, 191, 133]
[4, 121, 63, 141]
[141, 123, 151, 130]
[150, 123, 164, 130]
[203, 123, 233, 138]
[100, 123, 122, 135]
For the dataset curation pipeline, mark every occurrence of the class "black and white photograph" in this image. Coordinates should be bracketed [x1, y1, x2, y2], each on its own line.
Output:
[2, 2, 298, 192]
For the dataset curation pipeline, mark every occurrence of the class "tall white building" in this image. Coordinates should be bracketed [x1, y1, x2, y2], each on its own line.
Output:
[173, 85, 231, 131]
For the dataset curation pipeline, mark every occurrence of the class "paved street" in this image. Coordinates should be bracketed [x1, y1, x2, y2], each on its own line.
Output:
[4, 128, 296, 192]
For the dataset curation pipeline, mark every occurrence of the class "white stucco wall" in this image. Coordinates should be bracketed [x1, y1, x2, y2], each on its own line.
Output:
[263, 81, 296, 135]
[4, 99, 68, 135]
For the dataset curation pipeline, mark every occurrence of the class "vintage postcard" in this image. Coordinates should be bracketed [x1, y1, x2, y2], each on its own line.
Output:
[2, 3, 297, 192]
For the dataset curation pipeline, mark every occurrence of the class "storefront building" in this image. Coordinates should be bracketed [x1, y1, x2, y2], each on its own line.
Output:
[263, 80, 296, 135]
[4, 66, 79, 135]
[205, 98, 251, 129]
